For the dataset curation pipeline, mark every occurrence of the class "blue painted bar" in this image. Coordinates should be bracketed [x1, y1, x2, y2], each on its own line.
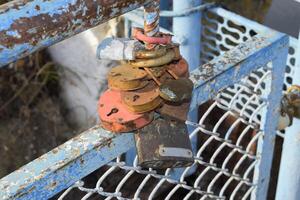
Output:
[189, 33, 289, 109]
[0, 0, 152, 67]
[0, 126, 134, 200]
[172, 0, 201, 71]
[255, 37, 288, 200]
[275, 32, 300, 200]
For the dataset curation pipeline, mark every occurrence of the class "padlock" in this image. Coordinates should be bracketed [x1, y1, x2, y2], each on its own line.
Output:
[107, 64, 148, 91]
[129, 45, 181, 68]
[135, 117, 194, 169]
[166, 58, 189, 78]
[157, 57, 191, 122]
[98, 90, 153, 133]
[286, 85, 300, 119]
[159, 78, 194, 102]
[121, 81, 163, 113]
[157, 101, 190, 122]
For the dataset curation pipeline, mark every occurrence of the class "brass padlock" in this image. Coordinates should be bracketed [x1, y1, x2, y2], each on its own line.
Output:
[135, 118, 194, 169]
[121, 81, 163, 113]
[107, 64, 148, 91]
[98, 90, 154, 133]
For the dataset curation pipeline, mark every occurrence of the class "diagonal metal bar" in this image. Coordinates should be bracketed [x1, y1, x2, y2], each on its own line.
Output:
[0, 126, 134, 200]
[189, 32, 289, 110]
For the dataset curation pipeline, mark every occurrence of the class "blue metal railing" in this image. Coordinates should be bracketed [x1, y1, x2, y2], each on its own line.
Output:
[0, 1, 297, 199]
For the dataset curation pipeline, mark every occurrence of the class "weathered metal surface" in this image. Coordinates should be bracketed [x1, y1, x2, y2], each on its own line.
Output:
[143, 0, 160, 49]
[173, 0, 201, 71]
[107, 64, 148, 91]
[132, 27, 172, 45]
[255, 37, 288, 200]
[157, 101, 190, 122]
[0, 0, 153, 67]
[159, 78, 193, 102]
[98, 89, 153, 133]
[286, 85, 300, 118]
[135, 45, 167, 59]
[166, 58, 189, 78]
[189, 33, 289, 110]
[135, 118, 193, 169]
[130, 48, 175, 67]
[121, 81, 162, 113]
[0, 126, 135, 200]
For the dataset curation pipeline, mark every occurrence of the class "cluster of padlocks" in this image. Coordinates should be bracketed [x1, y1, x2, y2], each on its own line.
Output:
[96, 27, 194, 169]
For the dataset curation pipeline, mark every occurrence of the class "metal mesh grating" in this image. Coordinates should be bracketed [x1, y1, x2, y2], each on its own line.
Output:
[200, 10, 297, 92]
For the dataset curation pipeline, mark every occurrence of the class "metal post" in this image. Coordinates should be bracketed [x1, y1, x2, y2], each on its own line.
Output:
[254, 36, 289, 200]
[173, 0, 202, 166]
[275, 32, 300, 200]
[172, 0, 201, 71]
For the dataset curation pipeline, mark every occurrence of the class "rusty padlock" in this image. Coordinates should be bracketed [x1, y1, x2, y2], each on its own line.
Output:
[98, 90, 153, 133]
[159, 78, 194, 102]
[129, 45, 180, 68]
[121, 81, 162, 113]
[135, 117, 194, 169]
[107, 64, 148, 91]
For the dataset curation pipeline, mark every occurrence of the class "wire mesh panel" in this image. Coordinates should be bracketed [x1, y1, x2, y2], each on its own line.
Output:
[201, 8, 298, 92]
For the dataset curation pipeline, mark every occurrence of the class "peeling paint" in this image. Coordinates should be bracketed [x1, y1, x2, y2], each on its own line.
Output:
[0, 0, 153, 67]
[0, 125, 134, 200]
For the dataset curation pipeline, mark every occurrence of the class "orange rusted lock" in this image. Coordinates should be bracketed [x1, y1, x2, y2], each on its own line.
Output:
[121, 81, 162, 113]
[98, 90, 153, 133]
[157, 57, 191, 119]
[167, 58, 189, 78]
[108, 64, 148, 91]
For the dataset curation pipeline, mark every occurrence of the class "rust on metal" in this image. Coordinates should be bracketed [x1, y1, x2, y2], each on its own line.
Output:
[107, 64, 148, 91]
[98, 90, 153, 133]
[132, 27, 172, 46]
[285, 85, 300, 119]
[135, 118, 193, 169]
[130, 48, 175, 68]
[0, 0, 153, 66]
[121, 81, 162, 113]
[157, 101, 190, 122]
[143, 0, 160, 49]
[147, 66, 166, 78]
[135, 45, 167, 59]
[166, 58, 189, 78]
[159, 78, 194, 102]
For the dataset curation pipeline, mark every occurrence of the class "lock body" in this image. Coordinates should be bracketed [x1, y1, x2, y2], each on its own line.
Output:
[98, 90, 153, 133]
[135, 118, 193, 169]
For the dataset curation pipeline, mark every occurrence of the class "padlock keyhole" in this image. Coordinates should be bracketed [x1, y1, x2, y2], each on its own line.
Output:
[133, 95, 140, 102]
[107, 108, 119, 116]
